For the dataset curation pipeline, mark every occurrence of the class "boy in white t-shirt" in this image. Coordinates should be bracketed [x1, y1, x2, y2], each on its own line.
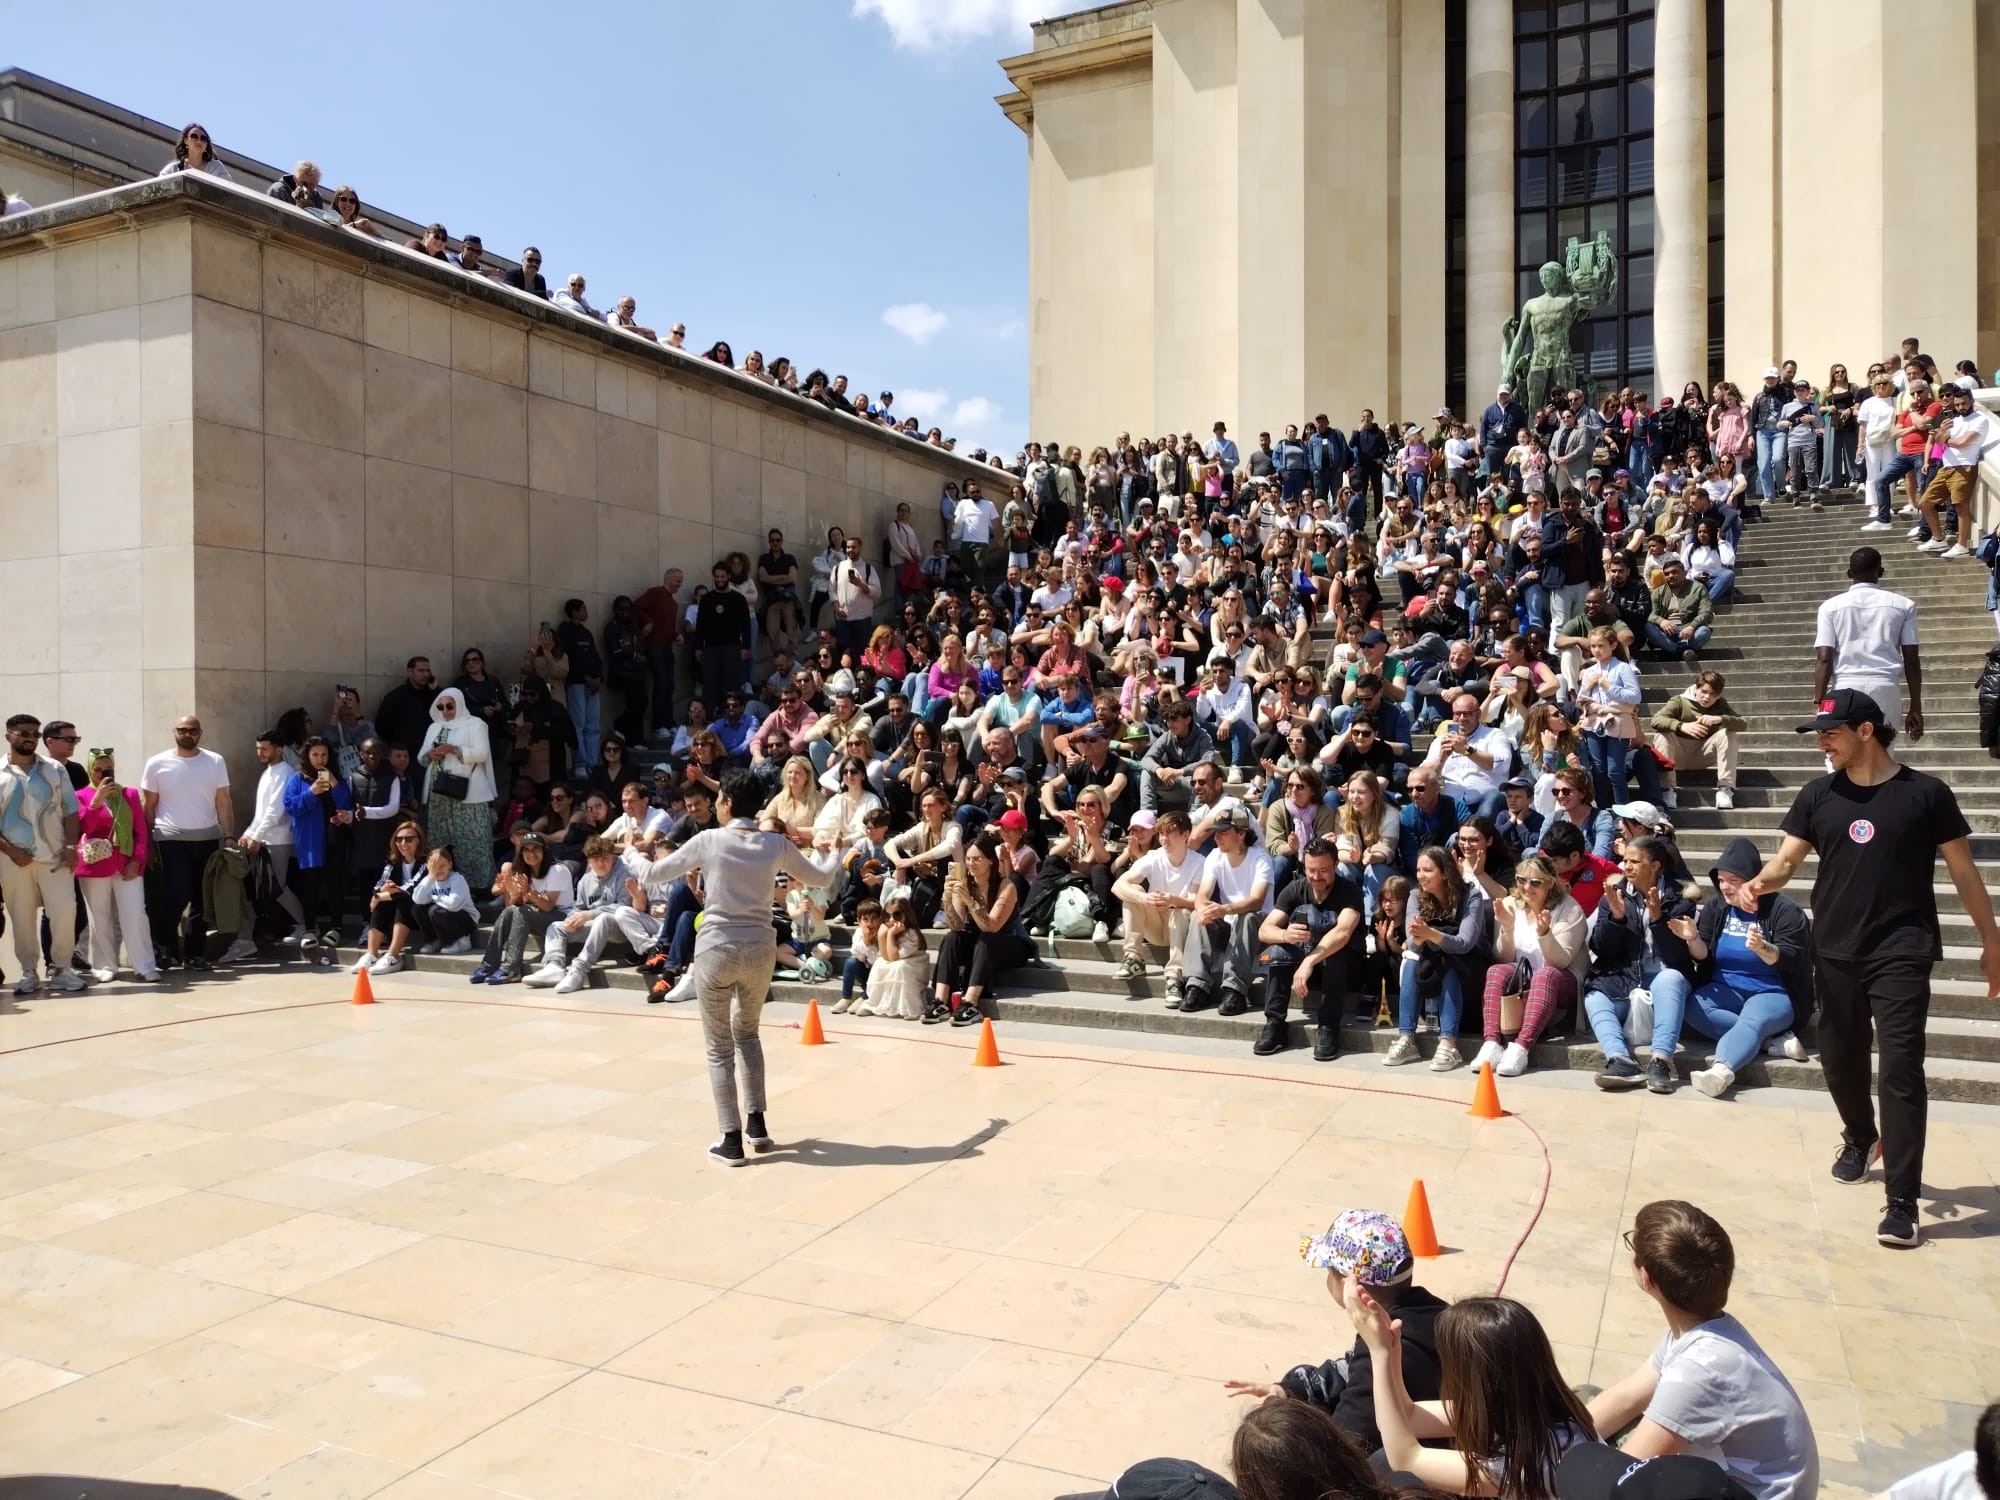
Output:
[1111, 810, 1203, 1000]
[1876, 1402, 1997, 1500]
[1589, 1200, 1819, 1500]
[1178, 805, 1274, 1016]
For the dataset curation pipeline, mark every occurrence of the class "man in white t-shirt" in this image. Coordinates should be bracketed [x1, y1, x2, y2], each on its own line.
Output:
[952, 482, 1001, 585]
[1178, 805, 1274, 1016]
[1813, 546, 1921, 737]
[1589, 1200, 1818, 1500]
[139, 716, 235, 972]
[1421, 692, 1513, 815]
[1916, 384, 1994, 559]
[1111, 809, 1203, 1000]
[1195, 658, 1257, 769]
[608, 780, 673, 865]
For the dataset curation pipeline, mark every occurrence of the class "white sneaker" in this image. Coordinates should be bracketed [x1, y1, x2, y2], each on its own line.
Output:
[1470, 1039, 1505, 1072]
[370, 954, 404, 975]
[1899, 503, 1919, 518]
[220, 937, 259, 964]
[1429, 1038, 1463, 1072]
[1091, 921, 1110, 943]
[442, 937, 473, 955]
[1918, 539, 1947, 553]
[281, 927, 308, 947]
[1496, 1041, 1531, 1077]
[1858, 521, 1892, 533]
[1660, 789, 1677, 810]
[90, 968, 117, 984]
[1765, 1029, 1808, 1061]
[1382, 1034, 1420, 1066]
[1715, 788, 1734, 810]
[1906, 525, 1926, 540]
[523, 964, 564, 988]
[352, 953, 375, 973]
[1939, 543, 1968, 560]
[1691, 1062, 1735, 1098]
[55, 969, 87, 993]
[662, 970, 696, 1003]
[552, 965, 587, 996]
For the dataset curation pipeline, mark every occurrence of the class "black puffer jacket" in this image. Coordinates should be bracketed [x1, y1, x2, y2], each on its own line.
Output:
[1978, 646, 2000, 751]
[1585, 879, 1698, 996]
[1281, 1284, 1446, 1453]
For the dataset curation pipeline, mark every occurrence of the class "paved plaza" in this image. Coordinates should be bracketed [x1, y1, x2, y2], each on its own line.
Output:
[0, 971, 1994, 1498]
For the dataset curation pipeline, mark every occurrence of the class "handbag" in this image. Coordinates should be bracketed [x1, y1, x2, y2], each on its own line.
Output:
[428, 728, 471, 800]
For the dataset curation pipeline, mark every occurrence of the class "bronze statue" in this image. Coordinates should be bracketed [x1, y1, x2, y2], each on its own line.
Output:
[1501, 231, 1618, 408]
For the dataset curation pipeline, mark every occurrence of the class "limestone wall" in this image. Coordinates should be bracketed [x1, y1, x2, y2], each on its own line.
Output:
[0, 175, 1007, 790]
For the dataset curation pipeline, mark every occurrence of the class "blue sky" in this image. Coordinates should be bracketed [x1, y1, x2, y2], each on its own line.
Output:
[4, 0, 1099, 458]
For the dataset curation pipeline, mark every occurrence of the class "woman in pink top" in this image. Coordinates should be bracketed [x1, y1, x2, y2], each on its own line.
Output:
[925, 633, 971, 714]
[74, 748, 158, 981]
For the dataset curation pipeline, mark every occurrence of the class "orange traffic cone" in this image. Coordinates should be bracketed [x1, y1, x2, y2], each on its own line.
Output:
[971, 1017, 1002, 1068]
[350, 966, 376, 1006]
[799, 998, 826, 1046]
[1402, 1178, 1441, 1258]
[1467, 1060, 1505, 1119]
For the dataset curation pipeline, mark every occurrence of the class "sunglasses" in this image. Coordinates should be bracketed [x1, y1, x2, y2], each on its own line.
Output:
[1554, 787, 1579, 797]
[394, 834, 420, 843]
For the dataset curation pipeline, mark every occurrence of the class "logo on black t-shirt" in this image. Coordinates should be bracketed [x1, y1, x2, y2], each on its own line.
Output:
[1847, 818, 1875, 844]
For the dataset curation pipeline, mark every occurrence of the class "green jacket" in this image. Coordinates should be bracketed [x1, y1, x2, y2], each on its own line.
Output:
[1649, 579, 1714, 630]
[201, 842, 253, 940]
[1650, 691, 1745, 736]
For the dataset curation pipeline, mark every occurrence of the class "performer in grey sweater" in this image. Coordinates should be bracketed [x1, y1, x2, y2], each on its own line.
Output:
[638, 769, 842, 1165]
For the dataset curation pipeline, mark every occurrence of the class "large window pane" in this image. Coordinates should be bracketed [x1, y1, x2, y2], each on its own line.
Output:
[1518, 212, 1549, 266]
[1627, 17, 1655, 70]
[1590, 320, 1621, 378]
[1626, 194, 1655, 254]
[1555, 147, 1593, 202]
[1627, 76, 1654, 131]
[1517, 38, 1549, 91]
[1627, 315, 1655, 372]
[1588, 143, 1619, 195]
[1556, 33, 1586, 85]
[1628, 137, 1654, 192]
[1557, 1, 1589, 25]
[1590, 0, 1621, 18]
[1589, 201, 1621, 242]
[1557, 206, 1589, 246]
[1557, 87, 1618, 143]
[1519, 154, 1550, 207]
[1522, 269, 1548, 305]
[1517, 0, 1548, 35]
[1586, 24, 1620, 77]
[1625, 253, 1654, 313]
[1520, 99, 1550, 150]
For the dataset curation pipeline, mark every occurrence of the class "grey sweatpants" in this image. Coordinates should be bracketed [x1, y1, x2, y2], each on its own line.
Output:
[1181, 912, 1261, 997]
[694, 939, 776, 1136]
[546, 907, 659, 970]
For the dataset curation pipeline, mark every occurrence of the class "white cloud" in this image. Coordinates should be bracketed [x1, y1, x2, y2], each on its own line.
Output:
[882, 301, 949, 345]
[852, 0, 1047, 51]
[899, 387, 951, 423]
[952, 396, 1004, 429]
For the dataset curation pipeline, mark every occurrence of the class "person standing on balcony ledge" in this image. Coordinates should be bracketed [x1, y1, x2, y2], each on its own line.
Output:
[1754, 690, 2000, 1250]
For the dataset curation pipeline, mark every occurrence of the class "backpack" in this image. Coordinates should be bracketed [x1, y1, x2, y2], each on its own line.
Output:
[1033, 464, 1058, 508]
[1050, 886, 1096, 940]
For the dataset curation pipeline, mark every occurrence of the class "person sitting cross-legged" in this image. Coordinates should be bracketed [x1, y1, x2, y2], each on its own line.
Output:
[527, 835, 659, 994]
[1252, 839, 1364, 1060]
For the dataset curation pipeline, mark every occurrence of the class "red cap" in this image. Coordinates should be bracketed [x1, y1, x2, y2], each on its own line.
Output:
[997, 809, 1030, 831]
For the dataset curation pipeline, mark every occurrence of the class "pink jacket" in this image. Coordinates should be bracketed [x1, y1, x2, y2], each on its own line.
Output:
[75, 785, 149, 878]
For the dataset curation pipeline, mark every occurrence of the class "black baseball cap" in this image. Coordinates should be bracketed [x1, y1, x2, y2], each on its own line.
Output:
[1795, 687, 1887, 734]
[1058, 1458, 1241, 1500]
[1557, 1445, 1756, 1500]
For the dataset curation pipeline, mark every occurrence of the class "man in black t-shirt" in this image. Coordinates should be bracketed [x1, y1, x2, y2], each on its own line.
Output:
[1756, 689, 2000, 1250]
[1252, 841, 1364, 1062]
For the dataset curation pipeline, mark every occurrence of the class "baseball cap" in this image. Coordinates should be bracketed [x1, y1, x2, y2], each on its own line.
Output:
[996, 809, 1030, 831]
[1056, 1458, 1240, 1500]
[1102, 575, 1126, 594]
[1129, 809, 1158, 830]
[1763, 365, 1782, 379]
[1359, 628, 1388, 647]
[1796, 688, 1887, 734]
[1557, 1445, 1755, 1500]
[1000, 765, 1029, 782]
[1501, 776, 1534, 792]
[1586, 467, 1603, 480]
[1217, 805, 1254, 832]
[1611, 800, 1667, 828]
[1299, 1209, 1413, 1284]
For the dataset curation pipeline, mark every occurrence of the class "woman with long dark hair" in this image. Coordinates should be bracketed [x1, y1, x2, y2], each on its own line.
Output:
[1232, 1393, 1408, 1500]
[472, 832, 575, 985]
[159, 123, 233, 180]
[281, 736, 355, 961]
[357, 821, 427, 974]
[924, 831, 1032, 1028]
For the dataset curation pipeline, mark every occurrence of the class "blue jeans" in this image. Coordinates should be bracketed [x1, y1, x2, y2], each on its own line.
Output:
[567, 682, 601, 769]
[1873, 451, 1922, 524]
[1580, 729, 1629, 809]
[1628, 740, 1665, 805]
[1585, 967, 1691, 1061]
[1655, 976, 1794, 1073]
[1338, 861, 1390, 920]
[841, 955, 870, 999]
[1754, 428, 1786, 500]
[1695, 568, 1735, 604]
[1216, 719, 1255, 767]
[1398, 957, 1464, 1037]
[1645, 621, 1711, 656]
[1520, 582, 1549, 633]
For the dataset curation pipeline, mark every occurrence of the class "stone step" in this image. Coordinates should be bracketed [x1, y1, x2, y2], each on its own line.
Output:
[1685, 751, 1999, 775]
[1665, 803, 2000, 832]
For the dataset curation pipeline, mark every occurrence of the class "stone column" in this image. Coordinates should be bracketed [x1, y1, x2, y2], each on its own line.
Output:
[1653, 0, 1709, 391]
[1464, 0, 1515, 402]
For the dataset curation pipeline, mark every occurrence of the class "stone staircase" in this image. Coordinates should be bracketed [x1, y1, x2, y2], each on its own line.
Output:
[395, 497, 2000, 1101]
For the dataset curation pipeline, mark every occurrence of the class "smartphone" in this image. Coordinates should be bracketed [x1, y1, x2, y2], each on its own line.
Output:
[539, 621, 552, 637]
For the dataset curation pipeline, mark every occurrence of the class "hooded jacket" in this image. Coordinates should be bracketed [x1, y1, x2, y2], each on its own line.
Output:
[1281, 1283, 1447, 1452]
[416, 688, 496, 804]
[1694, 837, 1814, 1014]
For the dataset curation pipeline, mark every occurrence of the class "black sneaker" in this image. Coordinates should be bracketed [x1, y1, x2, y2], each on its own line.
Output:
[744, 1111, 774, 1153]
[950, 999, 985, 1027]
[1179, 985, 1212, 1014]
[1646, 1055, 1676, 1093]
[1217, 991, 1248, 1017]
[186, 955, 213, 973]
[920, 998, 951, 1025]
[1312, 1024, 1339, 1062]
[1831, 1136, 1882, 1184]
[1877, 1197, 1920, 1248]
[1597, 1056, 1643, 1091]
[1252, 1021, 1287, 1056]
[707, 1132, 745, 1167]
[1163, 979, 1186, 1010]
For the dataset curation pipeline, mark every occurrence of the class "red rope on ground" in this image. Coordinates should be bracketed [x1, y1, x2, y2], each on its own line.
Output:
[0, 992, 1551, 1292]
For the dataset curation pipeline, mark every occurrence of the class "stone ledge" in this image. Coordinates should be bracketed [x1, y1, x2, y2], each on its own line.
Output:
[0, 170, 1013, 485]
